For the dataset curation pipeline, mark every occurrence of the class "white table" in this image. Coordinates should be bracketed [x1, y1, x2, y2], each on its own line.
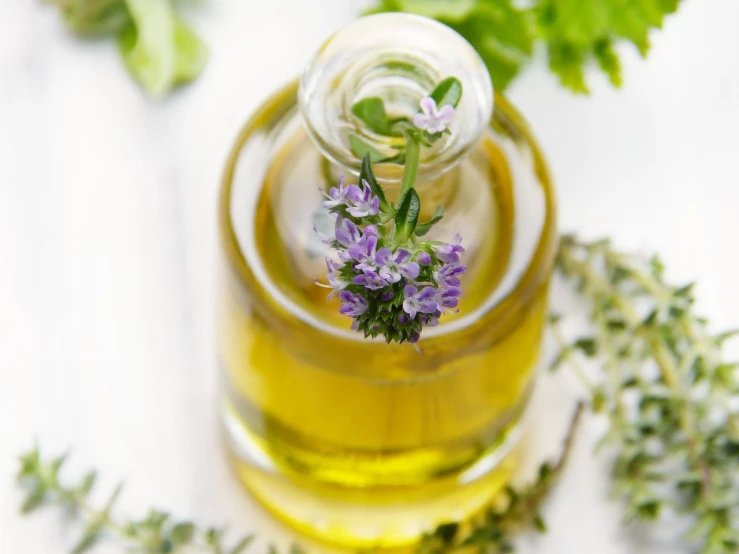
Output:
[1, 1, 737, 552]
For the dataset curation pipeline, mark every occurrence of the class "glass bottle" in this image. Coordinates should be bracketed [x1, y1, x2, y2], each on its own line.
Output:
[218, 13, 557, 547]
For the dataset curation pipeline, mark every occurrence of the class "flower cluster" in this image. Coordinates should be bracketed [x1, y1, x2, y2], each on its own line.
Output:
[317, 183, 466, 344]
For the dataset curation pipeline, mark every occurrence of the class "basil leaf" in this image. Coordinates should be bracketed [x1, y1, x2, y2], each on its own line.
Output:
[394, 189, 421, 243]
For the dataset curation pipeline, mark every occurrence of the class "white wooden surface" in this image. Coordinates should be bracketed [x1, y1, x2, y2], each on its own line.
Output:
[1, 0, 738, 552]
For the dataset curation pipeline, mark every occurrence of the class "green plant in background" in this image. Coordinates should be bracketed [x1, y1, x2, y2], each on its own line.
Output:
[368, 0, 681, 93]
[49, 0, 208, 97]
[50, 0, 681, 95]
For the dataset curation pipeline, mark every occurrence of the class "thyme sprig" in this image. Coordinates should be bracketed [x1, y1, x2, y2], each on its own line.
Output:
[16, 446, 254, 554]
[554, 235, 739, 554]
[16, 404, 582, 554]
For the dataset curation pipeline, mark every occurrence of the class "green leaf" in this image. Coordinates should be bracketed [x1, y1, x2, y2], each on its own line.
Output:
[170, 522, 195, 545]
[71, 529, 101, 554]
[394, 189, 421, 243]
[172, 17, 209, 86]
[21, 485, 46, 514]
[351, 97, 393, 135]
[414, 206, 445, 237]
[358, 153, 388, 207]
[349, 135, 385, 164]
[56, 0, 131, 37]
[430, 77, 463, 108]
[230, 535, 254, 554]
[369, 0, 681, 93]
[117, 0, 207, 96]
[118, 0, 176, 97]
[78, 471, 97, 496]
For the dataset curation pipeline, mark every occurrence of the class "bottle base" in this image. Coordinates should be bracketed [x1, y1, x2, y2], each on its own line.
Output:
[222, 401, 526, 548]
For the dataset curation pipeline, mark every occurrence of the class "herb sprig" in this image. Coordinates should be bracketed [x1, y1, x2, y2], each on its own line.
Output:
[554, 235, 739, 554]
[316, 79, 467, 345]
[17, 446, 254, 554]
[16, 404, 583, 554]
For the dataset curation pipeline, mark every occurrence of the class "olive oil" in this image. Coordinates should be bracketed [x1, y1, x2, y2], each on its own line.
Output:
[218, 81, 557, 545]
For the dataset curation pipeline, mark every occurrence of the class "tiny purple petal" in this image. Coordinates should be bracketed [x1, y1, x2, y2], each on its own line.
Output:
[380, 290, 395, 302]
[394, 249, 412, 263]
[420, 97, 436, 116]
[417, 252, 432, 266]
[399, 261, 420, 280]
[398, 313, 410, 325]
[338, 291, 368, 317]
[413, 113, 430, 130]
[376, 247, 393, 266]
[418, 286, 436, 301]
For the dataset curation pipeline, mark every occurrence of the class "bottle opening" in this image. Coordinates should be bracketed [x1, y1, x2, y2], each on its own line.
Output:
[299, 13, 494, 182]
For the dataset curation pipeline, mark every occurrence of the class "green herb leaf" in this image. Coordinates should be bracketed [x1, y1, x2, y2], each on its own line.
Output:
[394, 189, 421, 243]
[52, 0, 131, 36]
[368, 0, 680, 93]
[358, 153, 388, 207]
[172, 17, 209, 87]
[430, 77, 463, 108]
[414, 206, 445, 237]
[117, 0, 207, 97]
[349, 135, 386, 164]
[351, 97, 393, 135]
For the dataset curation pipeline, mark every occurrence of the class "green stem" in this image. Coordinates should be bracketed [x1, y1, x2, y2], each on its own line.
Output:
[400, 133, 420, 197]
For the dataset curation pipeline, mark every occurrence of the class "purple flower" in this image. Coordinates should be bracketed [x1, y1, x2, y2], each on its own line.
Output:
[417, 252, 432, 266]
[403, 285, 438, 318]
[380, 290, 395, 302]
[325, 257, 346, 299]
[352, 270, 388, 291]
[436, 286, 462, 310]
[339, 290, 368, 317]
[348, 233, 379, 272]
[434, 234, 465, 264]
[398, 312, 410, 325]
[413, 97, 455, 134]
[322, 176, 349, 209]
[421, 310, 441, 327]
[436, 263, 467, 288]
[376, 248, 420, 283]
[335, 217, 361, 249]
[344, 180, 380, 218]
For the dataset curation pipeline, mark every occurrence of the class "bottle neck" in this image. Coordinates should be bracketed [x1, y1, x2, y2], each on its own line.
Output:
[299, 13, 493, 183]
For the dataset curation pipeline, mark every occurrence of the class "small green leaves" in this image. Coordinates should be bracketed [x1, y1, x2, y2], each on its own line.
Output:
[16, 446, 257, 554]
[349, 135, 385, 163]
[430, 77, 463, 109]
[358, 153, 388, 208]
[556, 235, 739, 553]
[351, 97, 393, 135]
[415, 206, 445, 237]
[394, 189, 421, 244]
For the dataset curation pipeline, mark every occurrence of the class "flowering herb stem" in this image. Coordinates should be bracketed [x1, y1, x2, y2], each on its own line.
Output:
[400, 133, 421, 197]
[320, 79, 465, 345]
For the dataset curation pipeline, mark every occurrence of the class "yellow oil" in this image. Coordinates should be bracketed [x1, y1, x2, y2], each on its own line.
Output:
[218, 85, 557, 547]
